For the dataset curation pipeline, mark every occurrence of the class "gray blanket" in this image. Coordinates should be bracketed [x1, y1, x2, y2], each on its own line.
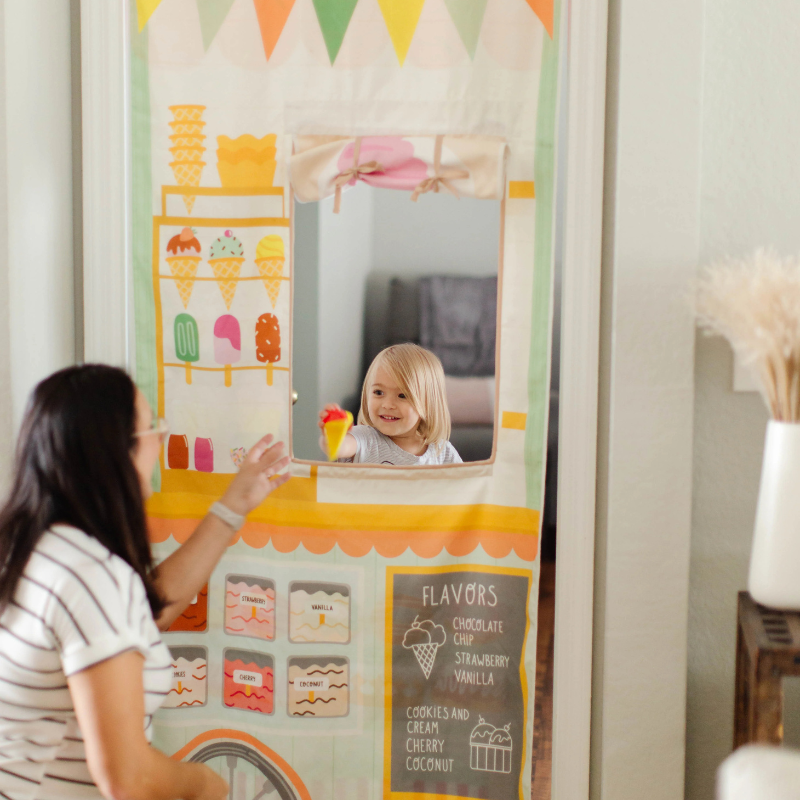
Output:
[419, 276, 497, 376]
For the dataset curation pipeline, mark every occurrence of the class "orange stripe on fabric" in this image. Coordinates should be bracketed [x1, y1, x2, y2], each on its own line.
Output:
[508, 180, 535, 199]
[502, 411, 527, 430]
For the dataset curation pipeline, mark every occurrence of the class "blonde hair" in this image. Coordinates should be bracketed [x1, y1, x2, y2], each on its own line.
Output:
[359, 344, 451, 447]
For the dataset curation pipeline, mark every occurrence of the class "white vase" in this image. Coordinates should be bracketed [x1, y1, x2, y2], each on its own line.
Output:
[749, 420, 800, 609]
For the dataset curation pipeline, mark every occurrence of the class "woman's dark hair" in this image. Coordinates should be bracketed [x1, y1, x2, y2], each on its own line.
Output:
[0, 364, 165, 617]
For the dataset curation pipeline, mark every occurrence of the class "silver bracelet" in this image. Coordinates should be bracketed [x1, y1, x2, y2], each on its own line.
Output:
[208, 501, 246, 532]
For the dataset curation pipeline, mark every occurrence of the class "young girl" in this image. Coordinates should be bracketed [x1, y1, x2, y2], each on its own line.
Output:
[318, 343, 462, 465]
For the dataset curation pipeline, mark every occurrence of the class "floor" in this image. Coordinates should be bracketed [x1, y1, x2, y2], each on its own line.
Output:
[531, 559, 555, 800]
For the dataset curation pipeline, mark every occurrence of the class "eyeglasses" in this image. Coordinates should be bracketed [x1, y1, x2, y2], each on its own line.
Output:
[133, 417, 169, 444]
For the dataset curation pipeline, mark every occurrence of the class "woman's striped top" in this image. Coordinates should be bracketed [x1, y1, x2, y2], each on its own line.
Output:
[0, 525, 171, 799]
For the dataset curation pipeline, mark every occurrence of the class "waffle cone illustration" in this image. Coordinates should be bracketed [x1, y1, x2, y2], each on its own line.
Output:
[168, 106, 206, 213]
[256, 258, 284, 308]
[208, 258, 243, 310]
[411, 643, 439, 680]
[167, 256, 201, 308]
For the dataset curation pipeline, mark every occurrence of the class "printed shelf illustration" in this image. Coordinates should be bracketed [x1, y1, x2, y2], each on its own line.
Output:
[289, 582, 351, 643]
[164, 646, 208, 709]
[403, 616, 447, 679]
[168, 106, 206, 214]
[225, 575, 276, 641]
[223, 649, 274, 715]
[287, 657, 349, 718]
[469, 718, 513, 774]
[166, 228, 201, 309]
[167, 584, 208, 632]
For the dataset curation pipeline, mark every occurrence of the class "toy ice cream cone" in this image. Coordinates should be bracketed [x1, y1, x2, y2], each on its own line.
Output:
[166, 228, 202, 308]
[217, 134, 278, 188]
[323, 409, 353, 461]
[255, 235, 285, 308]
[411, 643, 439, 680]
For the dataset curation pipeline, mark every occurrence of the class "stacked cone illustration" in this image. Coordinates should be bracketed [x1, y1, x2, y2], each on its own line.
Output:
[402, 617, 447, 680]
[216, 134, 277, 188]
[169, 105, 206, 214]
[255, 235, 285, 308]
[165, 228, 202, 308]
[208, 230, 244, 310]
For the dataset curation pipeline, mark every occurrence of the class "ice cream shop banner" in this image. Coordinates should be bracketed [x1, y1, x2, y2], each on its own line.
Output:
[132, 0, 560, 797]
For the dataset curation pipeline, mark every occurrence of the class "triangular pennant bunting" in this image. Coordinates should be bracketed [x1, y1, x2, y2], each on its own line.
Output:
[443, 0, 488, 58]
[311, 0, 359, 64]
[524, 0, 554, 38]
[137, 0, 164, 31]
[195, 0, 237, 50]
[253, 0, 296, 60]
[377, 0, 425, 65]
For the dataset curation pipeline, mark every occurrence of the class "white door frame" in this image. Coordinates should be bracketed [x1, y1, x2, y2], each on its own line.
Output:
[79, 0, 608, 795]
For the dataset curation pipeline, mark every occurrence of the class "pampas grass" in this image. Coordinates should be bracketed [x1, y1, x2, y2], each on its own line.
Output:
[696, 249, 800, 422]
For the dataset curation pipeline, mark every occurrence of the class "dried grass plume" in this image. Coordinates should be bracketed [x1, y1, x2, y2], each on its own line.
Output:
[695, 248, 800, 421]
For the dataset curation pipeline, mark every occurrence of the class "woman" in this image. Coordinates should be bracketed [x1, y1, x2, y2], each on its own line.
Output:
[0, 365, 290, 800]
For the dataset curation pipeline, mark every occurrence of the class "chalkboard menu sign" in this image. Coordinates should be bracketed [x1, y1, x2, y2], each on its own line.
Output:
[385, 566, 532, 800]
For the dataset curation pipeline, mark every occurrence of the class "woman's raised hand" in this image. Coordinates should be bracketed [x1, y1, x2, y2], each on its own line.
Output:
[220, 434, 290, 517]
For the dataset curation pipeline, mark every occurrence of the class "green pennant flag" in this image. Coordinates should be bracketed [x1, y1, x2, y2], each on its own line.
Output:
[196, 0, 237, 50]
[443, 0, 488, 59]
[312, 0, 359, 64]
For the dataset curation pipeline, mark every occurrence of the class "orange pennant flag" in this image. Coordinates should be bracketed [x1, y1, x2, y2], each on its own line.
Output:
[524, 0, 553, 38]
[253, 0, 296, 60]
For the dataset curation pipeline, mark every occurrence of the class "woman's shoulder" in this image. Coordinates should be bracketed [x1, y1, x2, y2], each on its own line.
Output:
[32, 524, 139, 590]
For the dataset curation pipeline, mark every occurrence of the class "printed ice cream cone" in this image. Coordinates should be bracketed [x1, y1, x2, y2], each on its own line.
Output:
[217, 134, 278, 188]
[411, 642, 439, 680]
[169, 104, 205, 122]
[255, 235, 285, 308]
[208, 231, 244, 309]
[170, 161, 205, 214]
[169, 107, 206, 213]
[166, 228, 202, 308]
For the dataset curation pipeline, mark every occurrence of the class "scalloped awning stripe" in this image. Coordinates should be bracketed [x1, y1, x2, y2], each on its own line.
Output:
[253, 0, 296, 60]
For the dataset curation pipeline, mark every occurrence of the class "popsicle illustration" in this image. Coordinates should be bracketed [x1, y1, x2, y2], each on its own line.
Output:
[167, 435, 189, 470]
[195, 438, 213, 472]
[323, 409, 353, 461]
[165, 227, 201, 308]
[255, 235, 285, 309]
[255, 313, 280, 386]
[174, 313, 200, 384]
[214, 314, 241, 387]
[208, 230, 244, 310]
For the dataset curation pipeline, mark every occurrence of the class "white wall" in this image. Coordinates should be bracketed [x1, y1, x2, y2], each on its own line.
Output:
[0, 0, 77, 492]
[593, 1, 702, 798]
[685, 2, 800, 797]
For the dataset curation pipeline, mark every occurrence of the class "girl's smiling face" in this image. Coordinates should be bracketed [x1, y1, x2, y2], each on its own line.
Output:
[367, 366, 421, 440]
